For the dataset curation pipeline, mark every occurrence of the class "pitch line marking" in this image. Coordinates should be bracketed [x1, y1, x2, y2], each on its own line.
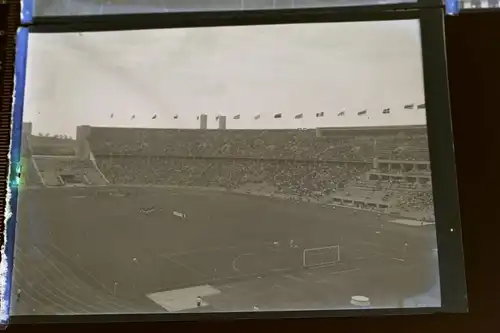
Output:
[160, 245, 242, 258]
[392, 258, 405, 262]
[330, 268, 362, 276]
[161, 241, 275, 258]
[232, 253, 254, 273]
[271, 268, 289, 272]
[162, 255, 209, 278]
[284, 274, 306, 283]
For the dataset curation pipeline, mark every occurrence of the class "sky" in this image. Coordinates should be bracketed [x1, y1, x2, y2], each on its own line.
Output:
[23, 19, 426, 137]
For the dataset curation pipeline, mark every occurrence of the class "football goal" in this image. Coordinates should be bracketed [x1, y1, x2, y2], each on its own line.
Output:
[303, 245, 341, 268]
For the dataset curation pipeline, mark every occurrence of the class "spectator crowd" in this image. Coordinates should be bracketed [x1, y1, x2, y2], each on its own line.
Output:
[89, 128, 429, 162]
[88, 127, 433, 211]
[96, 157, 369, 199]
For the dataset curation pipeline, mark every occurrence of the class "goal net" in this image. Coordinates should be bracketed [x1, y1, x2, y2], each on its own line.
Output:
[303, 245, 340, 268]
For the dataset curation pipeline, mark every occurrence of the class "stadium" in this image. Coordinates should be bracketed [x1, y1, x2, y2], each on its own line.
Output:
[11, 120, 439, 315]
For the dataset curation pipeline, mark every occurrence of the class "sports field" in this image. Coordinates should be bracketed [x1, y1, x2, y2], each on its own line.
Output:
[11, 186, 439, 315]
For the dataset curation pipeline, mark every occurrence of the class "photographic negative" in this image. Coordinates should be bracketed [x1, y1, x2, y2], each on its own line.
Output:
[460, 0, 500, 10]
[13, 19, 441, 316]
[32, 0, 418, 16]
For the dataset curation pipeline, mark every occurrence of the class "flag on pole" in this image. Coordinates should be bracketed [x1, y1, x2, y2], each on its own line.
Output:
[274, 113, 282, 119]
[316, 112, 325, 118]
[404, 104, 415, 109]
[382, 108, 391, 114]
[233, 114, 241, 120]
[417, 103, 426, 109]
[254, 114, 261, 120]
[294, 113, 303, 119]
[357, 110, 367, 116]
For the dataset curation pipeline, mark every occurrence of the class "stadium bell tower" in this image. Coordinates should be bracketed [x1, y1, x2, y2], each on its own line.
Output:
[199, 114, 208, 129]
[22, 122, 32, 135]
[218, 115, 227, 130]
[76, 125, 91, 160]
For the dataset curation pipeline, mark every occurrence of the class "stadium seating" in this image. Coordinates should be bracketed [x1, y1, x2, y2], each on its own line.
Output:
[21, 126, 434, 217]
[83, 127, 434, 217]
[88, 128, 430, 162]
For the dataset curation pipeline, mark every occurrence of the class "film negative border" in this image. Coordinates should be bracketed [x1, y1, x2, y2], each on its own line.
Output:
[27, 0, 444, 26]
[459, 0, 500, 11]
[29, 3, 435, 33]
[0, 0, 21, 326]
[419, 8, 468, 313]
[12, 7, 466, 324]
[21, 0, 33, 24]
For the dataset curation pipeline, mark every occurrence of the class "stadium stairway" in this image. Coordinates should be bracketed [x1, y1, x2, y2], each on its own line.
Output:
[20, 157, 44, 187]
[33, 156, 108, 186]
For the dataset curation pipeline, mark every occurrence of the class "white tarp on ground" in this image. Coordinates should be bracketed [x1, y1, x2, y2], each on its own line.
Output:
[147, 285, 221, 312]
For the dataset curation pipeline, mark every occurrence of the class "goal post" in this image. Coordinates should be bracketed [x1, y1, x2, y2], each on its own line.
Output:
[303, 245, 341, 268]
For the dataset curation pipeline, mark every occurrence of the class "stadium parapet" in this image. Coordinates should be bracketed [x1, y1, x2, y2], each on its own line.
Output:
[366, 171, 432, 186]
[330, 196, 391, 212]
[375, 159, 431, 173]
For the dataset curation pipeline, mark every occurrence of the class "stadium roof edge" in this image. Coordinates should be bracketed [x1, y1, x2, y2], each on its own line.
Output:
[85, 126, 315, 132]
[84, 125, 426, 132]
[316, 125, 427, 132]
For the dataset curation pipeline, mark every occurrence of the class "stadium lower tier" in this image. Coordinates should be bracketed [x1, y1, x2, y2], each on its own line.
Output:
[95, 156, 368, 197]
[91, 156, 433, 216]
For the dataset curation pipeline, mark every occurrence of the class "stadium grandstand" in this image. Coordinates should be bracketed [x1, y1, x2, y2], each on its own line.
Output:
[21, 120, 434, 221]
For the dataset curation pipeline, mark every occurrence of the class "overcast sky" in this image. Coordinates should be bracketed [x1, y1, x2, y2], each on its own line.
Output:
[23, 19, 426, 136]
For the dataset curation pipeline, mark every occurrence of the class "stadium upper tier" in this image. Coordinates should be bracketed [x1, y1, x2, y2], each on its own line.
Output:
[85, 126, 429, 162]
